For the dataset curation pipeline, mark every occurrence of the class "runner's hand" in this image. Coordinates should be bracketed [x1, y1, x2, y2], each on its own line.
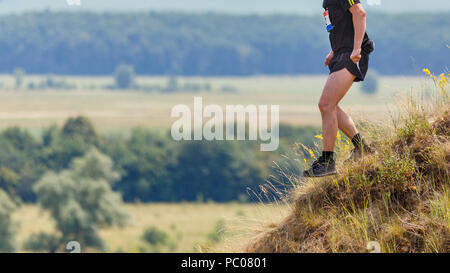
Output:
[350, 48, 362, 63]
[324, 50, 334, 66]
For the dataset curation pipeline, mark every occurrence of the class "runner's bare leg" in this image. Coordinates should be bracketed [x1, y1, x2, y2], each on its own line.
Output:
[319, 68, 356, 151]
[337, 106, 358, 139]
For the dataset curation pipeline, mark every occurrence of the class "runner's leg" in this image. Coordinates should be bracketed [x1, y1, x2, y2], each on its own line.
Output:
[318, 68, 356, 151]
[337, 106, 358, 139]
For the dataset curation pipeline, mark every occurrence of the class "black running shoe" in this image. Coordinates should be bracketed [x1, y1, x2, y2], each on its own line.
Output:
[345, 144, 374, 163]
[303, 157, 337, 177]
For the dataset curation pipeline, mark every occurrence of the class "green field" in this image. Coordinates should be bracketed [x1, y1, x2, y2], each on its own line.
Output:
[0, 75, 425, 133]
[13, 203, 288, 253]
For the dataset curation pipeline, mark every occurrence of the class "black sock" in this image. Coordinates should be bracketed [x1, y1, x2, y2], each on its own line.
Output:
[322, 151, 334, 162]
[351, 133, 364, 149]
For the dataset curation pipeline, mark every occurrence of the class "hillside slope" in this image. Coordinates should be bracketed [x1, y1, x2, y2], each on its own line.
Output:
[244, 74, 450, 253]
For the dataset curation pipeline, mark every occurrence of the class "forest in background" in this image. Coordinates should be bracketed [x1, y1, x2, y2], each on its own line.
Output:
[0, 12, 447, 76]
[0, 116, 317, 203]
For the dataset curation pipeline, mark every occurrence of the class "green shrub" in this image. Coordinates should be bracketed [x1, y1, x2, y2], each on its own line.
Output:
[34, 148, 130, 250]
[164, 76, 178, 92]
[14, 68, 25, 89]
[142, 226, 169, 246]
[361, 70, 379, 95]
[114, 64, 135, 89]
[23, 232, 61, 253]
[207, 219, 226, 243]
[0, 190, 16, 252]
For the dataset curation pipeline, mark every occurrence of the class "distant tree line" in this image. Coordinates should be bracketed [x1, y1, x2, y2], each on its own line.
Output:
[13, 68, 226, 92]
[113, 65, 213, 92]
[0, 12, 447, 76]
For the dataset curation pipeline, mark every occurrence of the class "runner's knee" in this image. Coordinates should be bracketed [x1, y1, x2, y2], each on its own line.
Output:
[318, 98, 336, 114]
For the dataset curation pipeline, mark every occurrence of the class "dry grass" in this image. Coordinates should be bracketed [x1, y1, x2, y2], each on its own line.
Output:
[243, 72, 450, 253]
[12, 202, 287, 253]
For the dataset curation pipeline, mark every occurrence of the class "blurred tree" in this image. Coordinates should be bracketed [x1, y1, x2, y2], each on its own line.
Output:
[361, 70, 379, 95]
[62, 116, 99, 145]
[0, 189, 16, 252]
[2, 127, 37, 152]
[114, 64, 135, 89]
[204, 82, 212, 92]
[140, 225, 181, 252]
[45, 74, 55, 88]
[70, 147, 120, 183]
[102, 129, 174, 202]
[165, 76, 178, 92]
[42, 125, 59, 147]
[0, 166, 19, 197]
[23, 232, 61, 253]
[0, 127, 43, 202]
[14, 68, 25, 89]
[40, 134, 88, 171]
[220, 85, 238, 93]
[142, 226, 169, 246]
[33, 148, 130, 250]
[171, 141, 264, 202]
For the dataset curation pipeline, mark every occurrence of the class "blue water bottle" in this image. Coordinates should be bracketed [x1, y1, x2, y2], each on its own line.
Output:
[323, 10, 334, 32]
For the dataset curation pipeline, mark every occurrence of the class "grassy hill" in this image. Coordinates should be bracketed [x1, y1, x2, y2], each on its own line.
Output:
[0, 0, 448, 14]
[241, 72, 450, 253]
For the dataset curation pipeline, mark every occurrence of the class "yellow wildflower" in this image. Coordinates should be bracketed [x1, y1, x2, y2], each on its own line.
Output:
[314, 134, 323, 140]
[343, 144, 350, 152]
[309, 149, 317, 160]
[439, 73, 448, 84]
[423, 68, 434, 78]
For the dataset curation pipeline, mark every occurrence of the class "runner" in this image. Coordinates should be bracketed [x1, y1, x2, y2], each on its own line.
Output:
[304, 0, 375, 177]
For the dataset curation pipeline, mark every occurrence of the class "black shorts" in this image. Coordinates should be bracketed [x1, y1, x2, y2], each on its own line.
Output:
[328, 51, 369, 82]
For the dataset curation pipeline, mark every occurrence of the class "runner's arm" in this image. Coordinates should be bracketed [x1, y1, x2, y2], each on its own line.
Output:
[349, 3, 366, 53]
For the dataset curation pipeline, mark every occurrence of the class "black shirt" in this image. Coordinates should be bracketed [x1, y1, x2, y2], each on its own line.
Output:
[323, 0, 369, 55]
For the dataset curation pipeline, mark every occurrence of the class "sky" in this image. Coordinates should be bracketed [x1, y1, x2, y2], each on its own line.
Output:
[0, 0, 449, 14]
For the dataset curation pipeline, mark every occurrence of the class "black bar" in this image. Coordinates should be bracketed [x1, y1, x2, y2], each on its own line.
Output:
[1, 253, 448, 272]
